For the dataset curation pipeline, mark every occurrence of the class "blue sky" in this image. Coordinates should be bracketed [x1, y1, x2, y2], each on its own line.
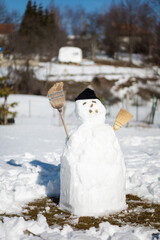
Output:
[5, 0, 112, 16]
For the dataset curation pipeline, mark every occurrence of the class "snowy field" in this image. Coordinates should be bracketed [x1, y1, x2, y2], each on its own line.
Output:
[0, 61, 160, 84]
[0, 94, 160, 239]
[34, 62, 157, 82]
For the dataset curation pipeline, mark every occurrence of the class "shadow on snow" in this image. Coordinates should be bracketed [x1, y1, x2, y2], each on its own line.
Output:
[7, 159, 60, 199]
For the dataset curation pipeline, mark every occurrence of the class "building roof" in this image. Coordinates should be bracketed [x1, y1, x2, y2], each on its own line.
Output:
[119, 24, 149, 36]
[0, 24, 14, 34]
[111, 22, 149, 36]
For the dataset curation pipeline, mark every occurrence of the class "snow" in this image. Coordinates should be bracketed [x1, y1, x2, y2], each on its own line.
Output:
[0, 61, 158, 85]
[0, 94, 160, 239]
[119, 128, 160, 203]
[34, 62, 157, 83]
[96, 52, 145, 66]
[60, 97, 126, 216]
[0, 217, 156, 240]
[33, 62, 155, 83]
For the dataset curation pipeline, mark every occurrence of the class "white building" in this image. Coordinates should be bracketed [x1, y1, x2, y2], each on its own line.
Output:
[58, 46, 82, 64]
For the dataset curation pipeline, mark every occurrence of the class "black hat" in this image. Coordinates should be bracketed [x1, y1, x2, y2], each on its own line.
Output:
[75, 88, 99, 101]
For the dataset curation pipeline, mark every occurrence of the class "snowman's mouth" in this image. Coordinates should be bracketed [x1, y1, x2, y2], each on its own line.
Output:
[89, 109, 98, 114]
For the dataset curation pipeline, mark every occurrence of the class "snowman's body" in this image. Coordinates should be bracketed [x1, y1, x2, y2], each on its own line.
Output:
[60, 95, 126, 216]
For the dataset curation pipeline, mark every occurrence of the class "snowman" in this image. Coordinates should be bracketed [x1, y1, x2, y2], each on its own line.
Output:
[59, 88, 126, 216]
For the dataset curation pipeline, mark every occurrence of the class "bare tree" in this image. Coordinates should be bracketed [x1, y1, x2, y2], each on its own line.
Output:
[63, 6, 73, 35]
[103, 2, 127, 58]
[103, 0, 155, 63]
[71, 6, 88, 36]
[87, 12, 103, 60]
[149, 0, 160, 17]
[120, 0, 155, 64]
[120, 0, 141, 65]
[0, 0, 8, 23]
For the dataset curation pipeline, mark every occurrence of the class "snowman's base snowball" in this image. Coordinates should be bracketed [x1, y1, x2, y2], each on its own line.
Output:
[59, 123, 126, 217]
[60, 197, 127, 217]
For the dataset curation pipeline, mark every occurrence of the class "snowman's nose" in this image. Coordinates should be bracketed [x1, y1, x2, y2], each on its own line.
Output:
[90, 104, 93, 107]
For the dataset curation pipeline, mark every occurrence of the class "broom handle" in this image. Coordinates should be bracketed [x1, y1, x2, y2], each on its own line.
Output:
[58, 109, 69, 139]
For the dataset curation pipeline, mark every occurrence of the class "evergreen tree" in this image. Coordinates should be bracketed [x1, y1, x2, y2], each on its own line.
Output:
[19, 0, 33, 35]
[0, 77, 18, 125]
[19, 0, 37, 54]
[37, 3, 43, 25]
[17, 0, 67, 58]
[43, 8, 49, 27]
[32, 1, 37, 16]
[46, 8, 57, 58]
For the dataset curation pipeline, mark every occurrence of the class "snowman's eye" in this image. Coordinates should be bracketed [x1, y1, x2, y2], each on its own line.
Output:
[92, 101, 96, 103]
[83, 102, 86, 105]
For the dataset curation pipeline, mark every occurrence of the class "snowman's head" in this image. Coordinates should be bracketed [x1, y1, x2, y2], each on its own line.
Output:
[75, 88, 106, 124]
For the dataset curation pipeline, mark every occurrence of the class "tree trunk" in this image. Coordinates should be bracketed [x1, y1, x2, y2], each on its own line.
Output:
[91, 36, 97, 61]
[129, 24, 133, 66]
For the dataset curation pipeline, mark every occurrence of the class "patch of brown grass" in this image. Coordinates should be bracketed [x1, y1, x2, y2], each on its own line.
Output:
[0, 194, 160, 231]
[94, 59, 140, 68]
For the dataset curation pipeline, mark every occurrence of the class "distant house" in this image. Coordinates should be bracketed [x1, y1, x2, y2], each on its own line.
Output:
[117, 23, 150, 53]
[58, 46, 83, 64]
[0, 23, 14, 42]
[0, 24, 14, 60]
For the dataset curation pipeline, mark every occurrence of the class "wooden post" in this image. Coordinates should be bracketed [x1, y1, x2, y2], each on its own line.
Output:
[136, 95, 138, 122]
[126, 91, 130, 127]
[4, 96, 8, 125]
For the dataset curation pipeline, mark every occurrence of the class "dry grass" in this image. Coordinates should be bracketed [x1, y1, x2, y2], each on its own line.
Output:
[94, 58, 140, 68]
[0, 194, 160, 231]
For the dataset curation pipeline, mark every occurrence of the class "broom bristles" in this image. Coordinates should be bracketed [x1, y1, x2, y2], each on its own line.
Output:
[113, 108, 133, 130]
[47, 82, 65, 110]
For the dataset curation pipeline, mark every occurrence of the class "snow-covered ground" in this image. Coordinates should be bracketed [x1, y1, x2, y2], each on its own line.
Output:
[0, 60, 159, 83]
[1, 59, 160, 105]
[95, 52, 145, 66]
[33, 62, 159, 82]
[0, 94, 160, 239]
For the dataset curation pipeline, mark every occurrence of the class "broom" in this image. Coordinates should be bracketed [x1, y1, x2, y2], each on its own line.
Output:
[47, 82, 69, 139]
[113, 108, 133, 131]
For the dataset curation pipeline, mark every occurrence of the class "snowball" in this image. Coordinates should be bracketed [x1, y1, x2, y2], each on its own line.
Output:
[75, 99, 106, 124]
